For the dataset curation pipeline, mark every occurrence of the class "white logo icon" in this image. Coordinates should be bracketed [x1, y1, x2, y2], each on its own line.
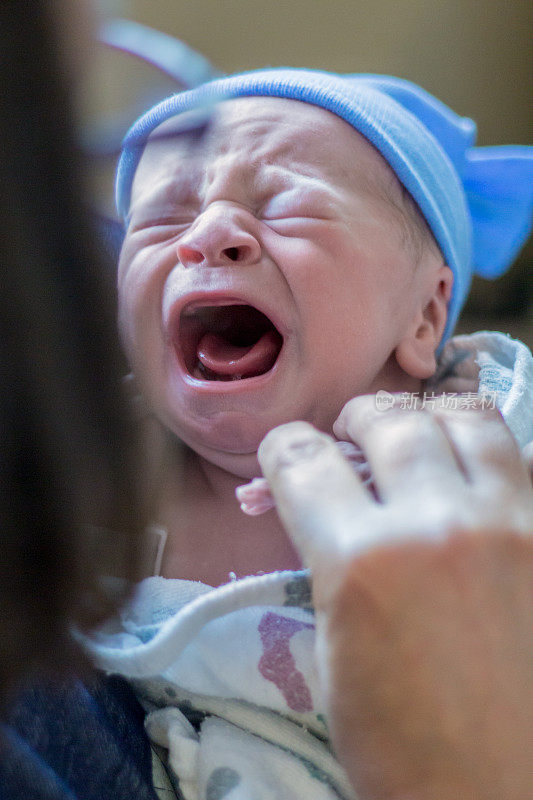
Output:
[375, 390, 395, 412]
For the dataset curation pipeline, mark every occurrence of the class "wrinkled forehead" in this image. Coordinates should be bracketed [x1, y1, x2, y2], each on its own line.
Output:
[132, 96, 397, 200]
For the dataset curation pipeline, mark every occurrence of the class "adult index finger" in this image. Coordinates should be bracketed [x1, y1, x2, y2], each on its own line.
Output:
[334, 395, 464, 503]
[258, 421, 373, 567]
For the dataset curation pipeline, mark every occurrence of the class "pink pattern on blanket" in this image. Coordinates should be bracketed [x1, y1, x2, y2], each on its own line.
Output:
[236, 440, 372, 515]
[258, 612, 315, 712]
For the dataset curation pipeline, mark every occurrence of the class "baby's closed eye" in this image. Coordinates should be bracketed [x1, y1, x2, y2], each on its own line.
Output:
[260, 189, 335, 221]
[130, 219, 190, 232]
[128, 207, 196, 235]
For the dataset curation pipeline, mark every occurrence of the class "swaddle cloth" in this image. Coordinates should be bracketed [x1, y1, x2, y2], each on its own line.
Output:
[88, 571, 355, 800]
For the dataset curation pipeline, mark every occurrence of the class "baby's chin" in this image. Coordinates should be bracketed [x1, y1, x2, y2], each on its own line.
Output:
[174, 421, 270, 479]
[202, 448, 262, 480]
[175, 433, 260, 479]
[167, 400, 314, 478]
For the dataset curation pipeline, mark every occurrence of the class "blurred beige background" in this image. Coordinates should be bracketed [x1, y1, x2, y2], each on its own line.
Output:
[86, 0, 532, 342]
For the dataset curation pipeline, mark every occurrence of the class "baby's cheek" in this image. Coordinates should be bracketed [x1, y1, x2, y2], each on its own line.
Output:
[117, 262, 158, 368]
[116, 229, 141, 284]
[119, 242, 166, 314]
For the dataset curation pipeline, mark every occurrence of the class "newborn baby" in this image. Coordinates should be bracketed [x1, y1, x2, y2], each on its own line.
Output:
[123, 93, 448, 564]
[117, 72, 532, 584]
[117, 72, 533, 583]
[92, 70, 533, 799]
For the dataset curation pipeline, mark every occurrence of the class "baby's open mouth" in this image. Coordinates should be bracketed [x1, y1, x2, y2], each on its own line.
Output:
[178, 303, 283, 381]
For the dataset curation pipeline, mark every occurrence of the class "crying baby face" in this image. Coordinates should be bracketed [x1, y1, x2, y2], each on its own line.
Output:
[118, 95, 445, 478]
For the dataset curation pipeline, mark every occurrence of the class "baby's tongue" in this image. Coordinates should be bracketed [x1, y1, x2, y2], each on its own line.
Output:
[197, 329, 280, 379]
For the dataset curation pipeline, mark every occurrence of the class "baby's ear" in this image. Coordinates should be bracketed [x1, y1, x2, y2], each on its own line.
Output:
[395, 265, 453, 379]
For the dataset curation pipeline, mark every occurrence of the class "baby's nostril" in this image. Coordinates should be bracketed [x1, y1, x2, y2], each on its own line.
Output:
[224, 246, 240, 261]
[178, 245, 204, 266]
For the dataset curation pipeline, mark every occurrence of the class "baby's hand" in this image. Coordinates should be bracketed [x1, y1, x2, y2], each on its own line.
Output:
[236, 440, 372, 515]
[235, 476, 276, 516]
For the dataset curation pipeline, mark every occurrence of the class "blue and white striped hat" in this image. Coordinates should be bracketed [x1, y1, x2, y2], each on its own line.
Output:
[116, 69, 533, 342]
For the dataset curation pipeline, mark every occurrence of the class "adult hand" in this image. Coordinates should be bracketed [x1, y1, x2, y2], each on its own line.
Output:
[258, 400, 533, 800]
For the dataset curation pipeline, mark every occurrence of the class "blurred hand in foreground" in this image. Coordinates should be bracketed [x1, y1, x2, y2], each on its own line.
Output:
[258, 399, 533, 800]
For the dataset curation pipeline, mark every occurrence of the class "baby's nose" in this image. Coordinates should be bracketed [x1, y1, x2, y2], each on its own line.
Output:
[177, 205, 261, 268]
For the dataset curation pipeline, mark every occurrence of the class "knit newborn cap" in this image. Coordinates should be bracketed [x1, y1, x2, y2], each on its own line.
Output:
[116, 69, 533, 343]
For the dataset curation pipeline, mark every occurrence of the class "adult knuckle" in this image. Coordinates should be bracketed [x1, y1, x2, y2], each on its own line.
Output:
[263, 423, 335, 474]
[368, 412, 442, 464]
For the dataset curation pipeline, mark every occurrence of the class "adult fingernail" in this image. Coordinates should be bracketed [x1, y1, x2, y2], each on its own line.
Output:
[259, 423, 331, 470]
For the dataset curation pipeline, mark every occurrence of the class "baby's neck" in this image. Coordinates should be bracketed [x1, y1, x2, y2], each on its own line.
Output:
[157, 442, 301, 586]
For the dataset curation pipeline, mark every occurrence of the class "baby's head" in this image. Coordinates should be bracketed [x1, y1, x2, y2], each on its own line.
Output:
[116, 70, 532, 477]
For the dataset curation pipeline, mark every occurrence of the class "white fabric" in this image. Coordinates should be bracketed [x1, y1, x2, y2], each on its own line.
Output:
[92, 571, 353, 798]
[427, 331, 533, 447]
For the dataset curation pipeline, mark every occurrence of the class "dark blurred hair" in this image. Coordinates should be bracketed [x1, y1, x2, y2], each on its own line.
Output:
[0, 2, 145, 693]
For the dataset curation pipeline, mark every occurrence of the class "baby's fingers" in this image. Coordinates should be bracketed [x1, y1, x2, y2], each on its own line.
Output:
[258, 422, 373, 567]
